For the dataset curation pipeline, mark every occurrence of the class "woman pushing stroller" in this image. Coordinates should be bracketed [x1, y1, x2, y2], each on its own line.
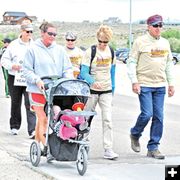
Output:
[23, 22, 73, 156]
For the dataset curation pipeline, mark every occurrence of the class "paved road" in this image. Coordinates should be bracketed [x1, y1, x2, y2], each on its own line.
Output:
[0, 63, 180, 180]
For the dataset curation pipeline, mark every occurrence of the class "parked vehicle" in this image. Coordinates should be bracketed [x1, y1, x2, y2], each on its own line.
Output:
[115, 48, 129, 64]
[172, 52, 180, 65]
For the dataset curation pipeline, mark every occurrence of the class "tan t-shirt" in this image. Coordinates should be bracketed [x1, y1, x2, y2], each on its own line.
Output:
[127, 32, 174, 87]
[82, 46, 116, 91]
[65, 46, 84, 78]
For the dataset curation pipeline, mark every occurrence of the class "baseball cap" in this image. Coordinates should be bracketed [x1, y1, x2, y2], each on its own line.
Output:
[147, 14, 163, 25]
[2, 38, 11, 43]
[65, 32, 77, 40]
[20, 20, 33, 31]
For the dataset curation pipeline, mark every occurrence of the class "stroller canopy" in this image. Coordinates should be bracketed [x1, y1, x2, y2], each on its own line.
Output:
[52, 79, 90, 96]
[45, 78, 90, 104]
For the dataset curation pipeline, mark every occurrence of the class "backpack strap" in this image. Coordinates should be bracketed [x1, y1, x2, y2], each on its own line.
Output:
[90, 45, 97, 64]
[109, 46, 114, 63]
[89, 45, 114, 73]
[89, 45, 97, 74]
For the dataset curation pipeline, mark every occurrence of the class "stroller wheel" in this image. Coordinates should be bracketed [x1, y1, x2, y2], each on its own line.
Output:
[30, 141, 41, 167]
[76, 147, 88, 176]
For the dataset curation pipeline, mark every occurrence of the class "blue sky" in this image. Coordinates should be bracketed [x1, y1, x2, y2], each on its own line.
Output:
[0, 0, 179, 23]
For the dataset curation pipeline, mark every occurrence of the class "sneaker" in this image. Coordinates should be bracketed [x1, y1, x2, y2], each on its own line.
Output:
[130, 134, 140, 152]
[47, 146, 55, 163]
[103, 149, 119, 160]
[47, 152, 55, 163]
[10, 128, 19, 135]
[147, 149, 165, 159]
[40, 145, 48, 156]
[29, 131, 35, 139]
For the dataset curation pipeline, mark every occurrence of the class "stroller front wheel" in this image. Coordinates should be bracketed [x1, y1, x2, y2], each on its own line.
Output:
[76, 146, 88, 176]
[30, 141, 41, 167]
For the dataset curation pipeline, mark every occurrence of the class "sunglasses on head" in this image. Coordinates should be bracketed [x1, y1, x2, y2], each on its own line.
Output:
[47, 32, 57, 37]
[26, 30, 33, 33]
[98, 39, 109, 44]
[66, 39, 76, 42]
[152, 24, 163, 28]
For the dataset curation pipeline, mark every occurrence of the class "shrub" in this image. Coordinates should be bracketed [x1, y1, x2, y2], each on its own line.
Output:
[109, 40, 117, 50]
[168, 37, 180, 52]
[162, 29, 180, 39]
[162, 29, 180, 53]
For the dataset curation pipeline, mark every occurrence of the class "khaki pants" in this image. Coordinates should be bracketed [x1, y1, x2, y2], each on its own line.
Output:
[85, 93, 113, 150]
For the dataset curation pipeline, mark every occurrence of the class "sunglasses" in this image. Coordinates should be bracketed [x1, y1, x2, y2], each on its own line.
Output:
[26, 30, 33, 33]
[152, 24, 163, 28]
[47, 32, 57, 37]
[98, 39, 109, 44]
[66, 39, 76, 42]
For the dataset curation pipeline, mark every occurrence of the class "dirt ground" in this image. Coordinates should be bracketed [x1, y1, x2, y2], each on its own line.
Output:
[0, 22, 147, 49]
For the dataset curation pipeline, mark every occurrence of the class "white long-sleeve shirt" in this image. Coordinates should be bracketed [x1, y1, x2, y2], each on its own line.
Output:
[1, 37, 34, 76]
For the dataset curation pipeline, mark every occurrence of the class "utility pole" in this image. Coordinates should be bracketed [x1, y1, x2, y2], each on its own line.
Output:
[129, 0, 132, 49]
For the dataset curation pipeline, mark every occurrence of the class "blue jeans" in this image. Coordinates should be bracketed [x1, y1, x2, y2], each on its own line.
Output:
[131, 86, 166, 151]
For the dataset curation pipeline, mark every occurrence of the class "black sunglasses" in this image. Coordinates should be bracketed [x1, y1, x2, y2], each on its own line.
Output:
[26, 30, 33, 33]
[152, 24, 163, 28]
[66, 39, 76, 42]
[98, 39, 109, 44]
[47, 32, 57, 37]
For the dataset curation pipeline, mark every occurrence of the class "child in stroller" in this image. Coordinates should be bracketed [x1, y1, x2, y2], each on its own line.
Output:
[30, 76, 96, 176]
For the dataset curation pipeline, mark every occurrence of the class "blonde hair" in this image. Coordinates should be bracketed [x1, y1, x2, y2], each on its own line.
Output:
[96, 25, 113, 41]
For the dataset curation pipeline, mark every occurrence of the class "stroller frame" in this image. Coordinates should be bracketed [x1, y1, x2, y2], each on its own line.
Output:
[29, 76, 96, 176]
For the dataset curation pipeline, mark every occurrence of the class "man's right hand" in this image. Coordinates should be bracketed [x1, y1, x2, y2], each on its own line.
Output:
[132, 83, 141, 95]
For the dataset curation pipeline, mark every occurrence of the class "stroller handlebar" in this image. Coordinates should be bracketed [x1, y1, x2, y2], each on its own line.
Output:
[41, 75, 61, 93]
[59, 110, 97, 117]
[41, 75, 61, 81]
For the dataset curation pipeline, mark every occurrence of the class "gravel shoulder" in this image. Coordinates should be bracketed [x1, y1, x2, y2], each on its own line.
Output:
[0, 147, 52, 180]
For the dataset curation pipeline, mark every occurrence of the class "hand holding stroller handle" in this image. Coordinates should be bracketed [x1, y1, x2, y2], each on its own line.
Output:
[36, 80, 45, 91]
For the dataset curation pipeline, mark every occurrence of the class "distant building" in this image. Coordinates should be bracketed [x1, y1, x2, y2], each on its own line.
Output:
[103, 17, 122, 24]
[2, 11, 37, 25]
[82, 20, 90, 24]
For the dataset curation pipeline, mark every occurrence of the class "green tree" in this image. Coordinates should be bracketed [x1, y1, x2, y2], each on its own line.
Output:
[162, 29, 180, 53]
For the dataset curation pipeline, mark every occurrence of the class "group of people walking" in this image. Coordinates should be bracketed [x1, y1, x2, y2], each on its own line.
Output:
[0, 13, 175, 161]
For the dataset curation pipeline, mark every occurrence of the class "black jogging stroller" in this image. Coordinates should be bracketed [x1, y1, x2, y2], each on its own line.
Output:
[29, 76, 96, 176]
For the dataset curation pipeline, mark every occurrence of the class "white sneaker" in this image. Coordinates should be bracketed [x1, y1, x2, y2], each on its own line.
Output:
[104, 149, 119, 160]
[10, 128, 19, 135]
